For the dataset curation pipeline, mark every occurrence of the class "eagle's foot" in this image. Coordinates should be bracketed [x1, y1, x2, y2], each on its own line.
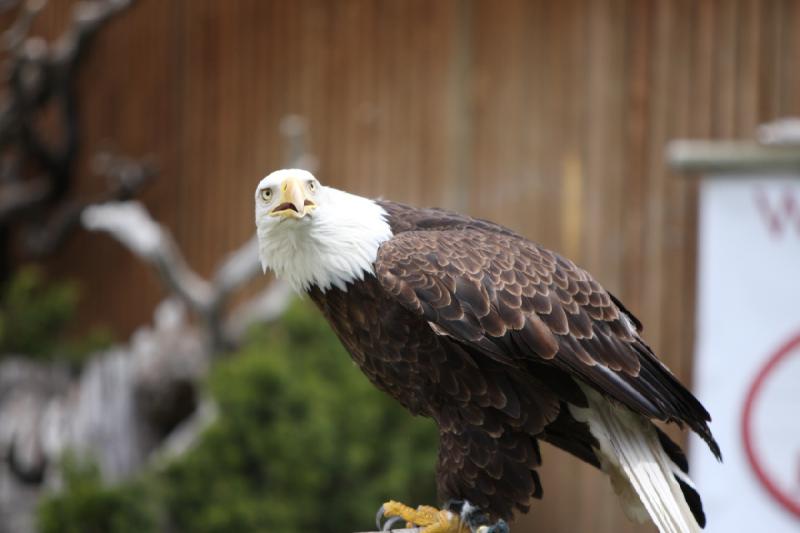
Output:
[376, 500, 509, 533]
[376, 500, 465, 532]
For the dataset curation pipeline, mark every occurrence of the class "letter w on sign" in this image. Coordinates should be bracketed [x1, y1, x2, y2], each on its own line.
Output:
[754, 187, 800, 238]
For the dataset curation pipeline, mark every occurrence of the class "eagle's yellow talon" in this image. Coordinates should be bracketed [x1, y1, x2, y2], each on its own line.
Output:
[381, 500, 466, 533]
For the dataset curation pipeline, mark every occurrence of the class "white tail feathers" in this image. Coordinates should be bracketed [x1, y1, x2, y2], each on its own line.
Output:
[570, 386, 702, 533]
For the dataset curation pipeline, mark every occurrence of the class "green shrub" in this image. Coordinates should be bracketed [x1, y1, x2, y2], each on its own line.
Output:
[38, 301, 439, 533]
[0, 266, 78, 357]
[162, 301, 439, 533]
[0, 266, 113, 363]
[37, 454, 157, 533]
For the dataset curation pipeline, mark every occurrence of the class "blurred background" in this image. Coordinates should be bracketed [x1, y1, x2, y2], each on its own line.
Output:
[0, 1, 799, 532]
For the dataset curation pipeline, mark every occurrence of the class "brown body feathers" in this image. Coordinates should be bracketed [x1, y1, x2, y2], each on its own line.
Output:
[308, 201, 718, 521]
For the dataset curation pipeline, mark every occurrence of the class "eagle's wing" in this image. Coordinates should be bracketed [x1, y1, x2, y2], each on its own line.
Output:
[375, 228, 719, 457]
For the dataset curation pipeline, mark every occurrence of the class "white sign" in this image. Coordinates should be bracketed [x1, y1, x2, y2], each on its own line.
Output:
[691, 176, 800, 532]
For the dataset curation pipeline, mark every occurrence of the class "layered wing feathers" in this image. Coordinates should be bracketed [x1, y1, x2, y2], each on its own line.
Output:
[374, 226, 719, 458]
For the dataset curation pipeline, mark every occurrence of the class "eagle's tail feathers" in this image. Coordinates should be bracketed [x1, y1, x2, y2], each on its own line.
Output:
[570, 387, 702, 533]
[674, 471, 706, 528]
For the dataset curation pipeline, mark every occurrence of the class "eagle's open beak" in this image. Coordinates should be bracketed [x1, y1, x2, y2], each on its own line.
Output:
[270, 177, 316, 219]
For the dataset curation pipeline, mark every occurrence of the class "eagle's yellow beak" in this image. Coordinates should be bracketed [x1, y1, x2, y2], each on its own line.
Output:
[270, 177, 316, 219]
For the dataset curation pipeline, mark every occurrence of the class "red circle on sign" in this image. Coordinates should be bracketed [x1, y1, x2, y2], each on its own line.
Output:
[741, 331, 800, 519]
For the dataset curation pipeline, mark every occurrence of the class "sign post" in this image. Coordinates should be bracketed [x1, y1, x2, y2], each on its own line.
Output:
[669, 130, 800, 532]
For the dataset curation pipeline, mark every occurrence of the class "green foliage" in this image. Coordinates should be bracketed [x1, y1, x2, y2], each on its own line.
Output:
[162, 301, 439, 533]
[59, 326, 116, 364]
[37, 301, 439, 533]
[37, 454, 156, 533]
[0, 266, 78, 357]
[0, 266, 113, 363]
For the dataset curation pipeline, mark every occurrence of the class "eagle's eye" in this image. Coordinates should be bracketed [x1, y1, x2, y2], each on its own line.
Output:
[260, 188, 272, 202]
[307, 180, 316, 192]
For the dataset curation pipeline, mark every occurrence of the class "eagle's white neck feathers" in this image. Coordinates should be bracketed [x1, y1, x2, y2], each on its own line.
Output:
[255, 178, 392, 293]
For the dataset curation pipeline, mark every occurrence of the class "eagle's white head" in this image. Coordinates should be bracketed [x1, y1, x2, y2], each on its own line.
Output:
[254, 169, 393, 293]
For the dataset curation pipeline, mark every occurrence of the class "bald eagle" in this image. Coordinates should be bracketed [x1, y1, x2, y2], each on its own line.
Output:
[255, 169, 719, 533]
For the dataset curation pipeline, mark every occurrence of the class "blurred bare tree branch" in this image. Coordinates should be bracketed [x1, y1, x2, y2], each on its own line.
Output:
[81, 201, 292, 352]
[75, 111, 315, 351]
[0, 0, 148, 278]
[0, 3, 322, 529]
[0, 111, 315, 531]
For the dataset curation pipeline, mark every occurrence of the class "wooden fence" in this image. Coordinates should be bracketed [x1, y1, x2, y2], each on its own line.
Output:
[18, 0, 800, 531]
